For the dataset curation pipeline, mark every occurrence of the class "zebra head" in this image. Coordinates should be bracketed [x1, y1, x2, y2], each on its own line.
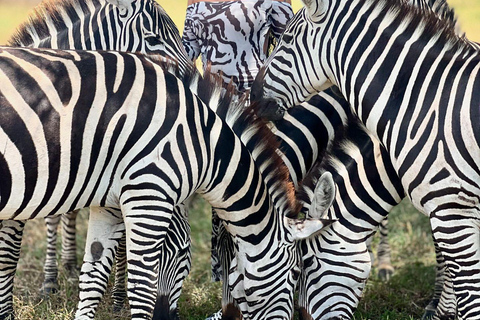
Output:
[224, 172, 336, 320]
[105, 0, 192, 74]
[295, 160, 375, 319]
[251, 0, 335, 121]
[9, 0, 192, 75]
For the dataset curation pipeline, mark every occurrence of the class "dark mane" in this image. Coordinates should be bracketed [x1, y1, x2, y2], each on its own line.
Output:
[197, 71, 300, 217]
[378, 0, 474, 54]
[8, 0, 104, 46]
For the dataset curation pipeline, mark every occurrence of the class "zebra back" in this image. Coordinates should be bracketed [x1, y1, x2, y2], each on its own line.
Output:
[8, 0, 192, 74]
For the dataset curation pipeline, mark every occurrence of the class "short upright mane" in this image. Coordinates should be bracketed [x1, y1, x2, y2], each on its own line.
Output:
[8, 0, 104, 46]
[371, 0, 474, 55]
[196, 72, 300, 217]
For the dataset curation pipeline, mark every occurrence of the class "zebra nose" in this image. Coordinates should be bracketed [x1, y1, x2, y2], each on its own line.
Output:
[252, 98, 285, 121]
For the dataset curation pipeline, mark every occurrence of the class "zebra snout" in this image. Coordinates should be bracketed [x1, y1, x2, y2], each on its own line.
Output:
[251, 98, 286, 121]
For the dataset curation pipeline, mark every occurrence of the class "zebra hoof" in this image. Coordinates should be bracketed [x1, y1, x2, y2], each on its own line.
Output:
[421, 309, 436, 320]
[39, 280, 59, 298]
[377, 266, 394, 281]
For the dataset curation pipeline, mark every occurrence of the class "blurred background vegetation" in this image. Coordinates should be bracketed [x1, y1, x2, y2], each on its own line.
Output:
[0, 0, 479, 319]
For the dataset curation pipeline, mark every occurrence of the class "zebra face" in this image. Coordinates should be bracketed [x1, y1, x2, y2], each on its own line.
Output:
[107, 0, 191, 74]
[251, 5, 334, 121]
[228, 173, 336, 320]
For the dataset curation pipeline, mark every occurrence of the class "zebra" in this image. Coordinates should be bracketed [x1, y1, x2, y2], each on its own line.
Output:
[251, 0, 480, 318]
[208, 0, 466, 317]
[209, 88, 406, 319]
[0, 46, 335, 320]
[6, 0, 194, 315]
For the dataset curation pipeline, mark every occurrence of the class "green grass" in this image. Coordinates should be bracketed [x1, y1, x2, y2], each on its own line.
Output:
[12, 199, 436, 320]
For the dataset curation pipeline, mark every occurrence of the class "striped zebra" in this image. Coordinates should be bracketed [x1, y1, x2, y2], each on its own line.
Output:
[0, 46, 335, 320]
[6, 0, 193, 315]
[252, 0, 480, 318]
[208, 0, 464, 318]
[210, 89, 405, 319]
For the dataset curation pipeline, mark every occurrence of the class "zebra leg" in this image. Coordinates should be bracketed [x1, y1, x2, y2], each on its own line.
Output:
[430, 215, 480, 320]
[61, 209, 79, 279]
[422, 240, 456, 320]
[123, 202, 173, 319]
[152, 204, 191, 320]
[211, 209, 222, 282]
[219, 218, 241, 320]
[365, 236, 375, 268]
[41, 215, 61, 296]
[376, 218, 394, 281]
[112, 233, 127, 313]
[75, 207, 124, 320]
[0, 220, 25, 320]
[206, 210, 240, 320]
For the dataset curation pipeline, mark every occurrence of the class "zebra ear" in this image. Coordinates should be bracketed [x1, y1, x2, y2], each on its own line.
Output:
[302, 0, 328, 20]
[307, 171, 335, 219]
[285, 217, 335, 240]
[106, 0, 135, 13]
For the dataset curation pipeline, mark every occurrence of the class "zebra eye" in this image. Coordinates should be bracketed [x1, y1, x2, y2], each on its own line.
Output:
[145, 35, 162, 45]
[281, 33, 294, 43]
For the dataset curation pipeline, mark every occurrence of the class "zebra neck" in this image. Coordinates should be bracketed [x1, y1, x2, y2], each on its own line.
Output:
[332, 1, 479, 153]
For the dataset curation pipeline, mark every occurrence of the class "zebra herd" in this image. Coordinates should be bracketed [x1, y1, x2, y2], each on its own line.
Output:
[0, 0, 478, 319]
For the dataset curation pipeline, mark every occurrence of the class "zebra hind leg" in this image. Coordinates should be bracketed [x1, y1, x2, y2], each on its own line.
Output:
[376, 218, 394, 281]
[112, 233, 127, 313]
[60, 210, 80, 279]
[422, 241, 456, 320]
[75, 207, 124, 319]
[40, 215, 61, 297]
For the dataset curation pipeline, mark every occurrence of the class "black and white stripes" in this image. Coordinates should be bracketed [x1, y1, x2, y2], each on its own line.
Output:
[253, 0, 480, 318]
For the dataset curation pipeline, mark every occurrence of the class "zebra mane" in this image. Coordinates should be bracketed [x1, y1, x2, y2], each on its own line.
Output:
[8, 0, 105, 46]
[370, 0, 474, 55]
[196, 71, 301, 217]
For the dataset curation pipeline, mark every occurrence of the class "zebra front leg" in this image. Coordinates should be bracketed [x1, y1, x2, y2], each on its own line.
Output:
[41, 215, 61, 297]
[123, 202, 173, 319]
[61, 209, 80, 279]
[430, 214, 480, 320]
[0, 220, 25, 320]
[75, 207, 124, 320]
[206, 210, 241, 320]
